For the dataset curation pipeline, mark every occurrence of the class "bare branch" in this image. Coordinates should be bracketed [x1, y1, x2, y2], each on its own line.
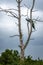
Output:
[30, 38, 34, 40]
[31, 0, 35, 10]
[33, 19, 43, 22]
[0, 8, 18, 19]
[24, 4, 29, 9]
[7, 8, 18, 11]
[7, 14, 15, 18]
[10, 35, 20, 37]
[21, 14, 27, 17]
[24, 0, 35, 49]
[32, 10, 38, 12]
[33, 16, 43, 22]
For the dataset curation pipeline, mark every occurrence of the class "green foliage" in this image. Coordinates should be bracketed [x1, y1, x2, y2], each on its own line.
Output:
[0, 49, 20, 65]
[0, 49, 43, 65]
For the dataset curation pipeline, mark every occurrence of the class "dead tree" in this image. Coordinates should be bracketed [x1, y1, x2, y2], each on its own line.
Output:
[0, 0, 35, 60]
[0, 0, 42, 60]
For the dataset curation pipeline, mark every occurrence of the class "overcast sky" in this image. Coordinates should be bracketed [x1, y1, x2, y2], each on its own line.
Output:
[0, 0, 43, 59]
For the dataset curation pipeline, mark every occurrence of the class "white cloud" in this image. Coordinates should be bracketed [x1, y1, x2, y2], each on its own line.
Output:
[0, 4, 8, 9]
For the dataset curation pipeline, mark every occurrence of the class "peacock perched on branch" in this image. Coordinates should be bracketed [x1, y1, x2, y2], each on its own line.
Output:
[26, 18, 35, 30]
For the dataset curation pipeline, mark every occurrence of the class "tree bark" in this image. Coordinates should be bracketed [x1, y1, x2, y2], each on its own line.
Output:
[17, 0, 24, 60]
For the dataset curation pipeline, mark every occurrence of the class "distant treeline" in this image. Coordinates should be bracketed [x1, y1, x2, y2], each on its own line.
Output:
[0, 49, 43, 65]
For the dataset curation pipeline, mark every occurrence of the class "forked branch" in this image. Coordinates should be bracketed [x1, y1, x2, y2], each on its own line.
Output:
[24, 0, 35, 49]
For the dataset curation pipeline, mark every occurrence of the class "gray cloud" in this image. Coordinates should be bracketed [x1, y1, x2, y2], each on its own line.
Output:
[0, 0, 16, 4]
[0, 0, 43, 10]
[35, 0, 43, 10]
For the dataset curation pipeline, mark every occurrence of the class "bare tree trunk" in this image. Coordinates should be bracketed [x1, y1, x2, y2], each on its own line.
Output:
[17, 0, 24, 60]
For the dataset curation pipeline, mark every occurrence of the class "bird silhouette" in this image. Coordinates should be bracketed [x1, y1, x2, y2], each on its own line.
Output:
[32, 21, 35, 29]
[26, 18, 35, 30]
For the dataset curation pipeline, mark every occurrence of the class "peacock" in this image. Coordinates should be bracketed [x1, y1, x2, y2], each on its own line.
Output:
[26, 18, 35, 29]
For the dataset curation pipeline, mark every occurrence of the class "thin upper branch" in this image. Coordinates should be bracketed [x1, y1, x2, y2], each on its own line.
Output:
[31, 0, 35, 10]
[24, 4, 29, 9]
